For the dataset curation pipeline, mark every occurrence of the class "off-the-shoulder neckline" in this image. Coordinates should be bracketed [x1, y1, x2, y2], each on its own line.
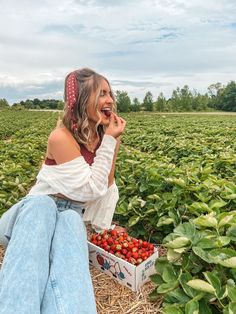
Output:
[42, 155, 84, 167]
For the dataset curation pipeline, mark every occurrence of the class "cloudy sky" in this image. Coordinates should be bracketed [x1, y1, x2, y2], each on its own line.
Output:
[0, 0, 236, 104]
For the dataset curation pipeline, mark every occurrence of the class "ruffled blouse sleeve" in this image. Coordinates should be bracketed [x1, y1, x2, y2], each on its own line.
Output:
[83, 182, 119, 231]
[33, 135, 117, 202]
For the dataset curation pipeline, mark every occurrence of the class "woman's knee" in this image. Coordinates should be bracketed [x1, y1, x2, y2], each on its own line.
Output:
[20, 195, 58, 224]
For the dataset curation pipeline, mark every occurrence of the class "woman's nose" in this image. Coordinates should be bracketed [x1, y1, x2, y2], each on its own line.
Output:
[106, 94, 113, 104]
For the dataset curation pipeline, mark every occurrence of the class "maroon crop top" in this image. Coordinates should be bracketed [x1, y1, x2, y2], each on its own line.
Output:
[44, 141, 101, 166]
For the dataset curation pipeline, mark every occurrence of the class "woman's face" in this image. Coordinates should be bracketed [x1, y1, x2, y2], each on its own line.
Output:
[87, 79, 113, 127]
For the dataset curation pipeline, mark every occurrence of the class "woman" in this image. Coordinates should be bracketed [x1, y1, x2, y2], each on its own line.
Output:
[0, 68, 126, 313]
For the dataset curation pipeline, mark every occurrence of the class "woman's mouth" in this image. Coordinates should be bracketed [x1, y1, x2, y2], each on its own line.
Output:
[101, 107, 111, 117]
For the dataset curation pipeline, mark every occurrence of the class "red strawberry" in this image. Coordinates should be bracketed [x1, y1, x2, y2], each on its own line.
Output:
[118, 236, 124, 242]
[132, 247, 138, 253]
[107, 238, 114, 245]
[148, 243, 154, 250]
[126, 252, 132, 258]
[128, 243, 134, 250]
[142, 241, 148, 248]
[121, 248, 128, 255]
[104, 245, 110, 251]
[111, 230, 118, 237]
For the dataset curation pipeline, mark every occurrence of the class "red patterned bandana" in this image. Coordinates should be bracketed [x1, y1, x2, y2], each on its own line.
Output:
[66, 72, 79, 132]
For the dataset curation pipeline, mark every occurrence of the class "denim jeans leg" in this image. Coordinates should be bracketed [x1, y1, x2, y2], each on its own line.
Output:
[0, 195, 57, 314]
[41, 209, 97, 314]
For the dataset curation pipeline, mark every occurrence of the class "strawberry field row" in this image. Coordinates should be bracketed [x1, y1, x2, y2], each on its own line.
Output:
[1, 110, 236, 312]
[114, 113, 236, 313]
[0, 110, 58, 214]
[115, 113, 236, 242]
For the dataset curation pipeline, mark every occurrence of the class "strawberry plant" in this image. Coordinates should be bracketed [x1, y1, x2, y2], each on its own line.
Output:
[0, 109, 58, 214]
[115, 113, 236, 243]
[1, 110, 236, 311]
[149, 212, 236, 313]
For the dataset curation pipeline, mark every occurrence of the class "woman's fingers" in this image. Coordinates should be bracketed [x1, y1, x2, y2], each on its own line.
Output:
[105, 113, 126, 138]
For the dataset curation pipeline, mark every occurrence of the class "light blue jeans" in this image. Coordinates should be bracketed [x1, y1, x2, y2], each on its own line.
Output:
[0, 194, 97, 314]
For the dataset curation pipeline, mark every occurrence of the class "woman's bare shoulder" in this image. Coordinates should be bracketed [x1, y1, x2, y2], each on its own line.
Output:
[49, 127, 74, 143]
[47, 127, 81, 164]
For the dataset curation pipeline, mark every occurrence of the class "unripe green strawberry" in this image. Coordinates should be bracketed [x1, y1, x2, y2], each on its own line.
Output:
[103, 234, 109, 240]
[116, 244, 122, 251]
[122, 242, 129, 248]
[129, 257, 136, 265]
[115, 252, 122, 258]
[138, 240, 143, 247]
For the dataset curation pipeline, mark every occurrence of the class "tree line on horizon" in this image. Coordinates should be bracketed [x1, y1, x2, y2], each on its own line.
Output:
[0, 80, 235, 112]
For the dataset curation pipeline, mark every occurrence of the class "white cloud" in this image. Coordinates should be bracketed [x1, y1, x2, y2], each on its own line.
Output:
[0, 0, 235, 103]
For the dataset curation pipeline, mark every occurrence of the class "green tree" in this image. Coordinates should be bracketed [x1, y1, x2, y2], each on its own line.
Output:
[192, 91, 210, 111]
[115, 90, 131, 112]
[0, 98, 10, 108]
[11, 103, 25, 110]
[169, 87, 182, 111]
[218, 81, 236, 112]
[207, 83, 223, 109]
[143, 91, 153, 111]
[57, 101, 64, 110]
[131, 97, 141, 112]
[179, 85, 192, 111]
[155, 92, 167, 112]
[24, 99, 34, 109]
[33, 98, 41, 109]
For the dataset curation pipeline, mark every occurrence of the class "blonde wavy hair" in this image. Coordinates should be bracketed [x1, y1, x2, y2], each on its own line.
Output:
[59, 68, 116, 145]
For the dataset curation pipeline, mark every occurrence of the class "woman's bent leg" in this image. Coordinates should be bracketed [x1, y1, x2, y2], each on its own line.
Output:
[0, 195, 57, 314]
[41, 210, 97, 314]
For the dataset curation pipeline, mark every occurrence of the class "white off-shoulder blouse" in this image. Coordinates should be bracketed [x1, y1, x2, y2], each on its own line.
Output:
[28, 135, 119, 230]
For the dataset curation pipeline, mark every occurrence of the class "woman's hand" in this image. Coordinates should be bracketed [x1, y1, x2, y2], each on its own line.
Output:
[105, 113, 126, 138]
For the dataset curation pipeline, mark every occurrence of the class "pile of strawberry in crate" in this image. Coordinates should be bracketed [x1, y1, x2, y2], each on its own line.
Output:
[89, 228, 155, 266]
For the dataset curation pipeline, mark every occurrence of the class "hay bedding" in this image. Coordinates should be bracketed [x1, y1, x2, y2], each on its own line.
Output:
[90, 265, 162, 313]
[0, 231, 163, 314]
